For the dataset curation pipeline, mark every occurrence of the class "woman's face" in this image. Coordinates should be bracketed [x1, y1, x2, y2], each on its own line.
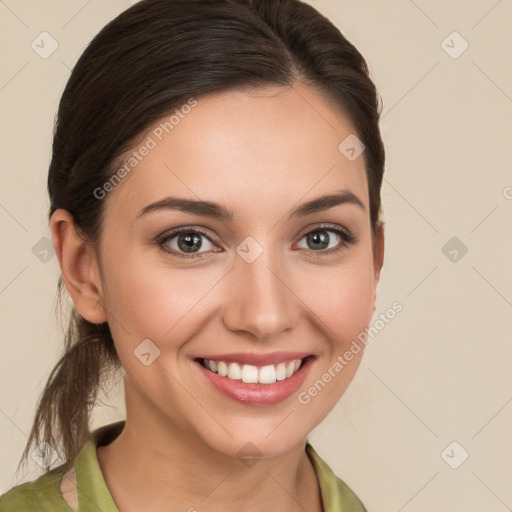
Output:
[93, 83, 383, 458]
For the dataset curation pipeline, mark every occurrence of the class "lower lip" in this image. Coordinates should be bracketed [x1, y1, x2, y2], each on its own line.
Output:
[194, 357, 314, 406]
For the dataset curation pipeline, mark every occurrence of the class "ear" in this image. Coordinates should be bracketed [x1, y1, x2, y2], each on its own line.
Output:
[372, 222, 385, 288]
[49, 209, 107, 324]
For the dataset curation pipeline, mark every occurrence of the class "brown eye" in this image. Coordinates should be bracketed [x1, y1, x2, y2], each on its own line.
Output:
[296, 225, 356, 254]
[175, 232, 205, 253]
[157, 228, 217, 258]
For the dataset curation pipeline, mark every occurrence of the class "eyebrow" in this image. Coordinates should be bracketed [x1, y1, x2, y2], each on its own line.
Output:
[136, 188, 365, 221]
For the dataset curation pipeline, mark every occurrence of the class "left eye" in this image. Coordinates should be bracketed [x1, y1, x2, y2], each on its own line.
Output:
[296, 228, 351, 252]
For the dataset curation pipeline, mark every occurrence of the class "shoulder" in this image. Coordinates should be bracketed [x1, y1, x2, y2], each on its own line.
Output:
[0, 468, 68, 512]
[0, 421, 125, 512]
[306, 442, 368, 512]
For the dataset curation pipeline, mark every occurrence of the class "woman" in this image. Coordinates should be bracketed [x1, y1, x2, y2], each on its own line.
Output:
[0, 0, 385, 510]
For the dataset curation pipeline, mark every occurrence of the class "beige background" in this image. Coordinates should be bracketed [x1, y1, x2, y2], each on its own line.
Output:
[1, 1, 511, 510]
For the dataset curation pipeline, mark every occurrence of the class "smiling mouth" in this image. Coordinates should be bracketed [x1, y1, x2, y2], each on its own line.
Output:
[195, 356, 313, 385]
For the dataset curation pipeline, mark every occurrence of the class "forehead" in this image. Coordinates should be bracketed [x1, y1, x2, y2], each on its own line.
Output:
[105, 83, 369, 224]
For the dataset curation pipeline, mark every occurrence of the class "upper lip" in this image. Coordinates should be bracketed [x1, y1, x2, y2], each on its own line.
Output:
[196, 351, 312, 366]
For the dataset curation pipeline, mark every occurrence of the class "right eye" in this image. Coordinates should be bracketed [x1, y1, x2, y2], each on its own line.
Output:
[156, 227, 219, 259]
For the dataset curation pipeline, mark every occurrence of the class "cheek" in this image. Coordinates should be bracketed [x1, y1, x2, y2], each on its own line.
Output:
[301, 257, 375, 349]
[101, 248, 220, 346]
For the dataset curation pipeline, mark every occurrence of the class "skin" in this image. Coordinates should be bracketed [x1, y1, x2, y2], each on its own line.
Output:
[50, 82, 384, 512]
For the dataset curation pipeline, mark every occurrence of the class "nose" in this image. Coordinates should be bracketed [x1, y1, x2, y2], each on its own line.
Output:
[222, 247, 297, 341]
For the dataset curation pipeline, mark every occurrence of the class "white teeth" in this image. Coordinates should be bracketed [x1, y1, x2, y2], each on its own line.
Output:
[275, 362, 287, 381]
[217, 361, 228, 377]
[241, 364, 259, 384]
[201, 358, 305, 384]
[259, 364, 276, 384]
[227, 362, 242, 380]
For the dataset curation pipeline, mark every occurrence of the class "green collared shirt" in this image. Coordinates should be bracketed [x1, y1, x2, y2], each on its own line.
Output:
[0, 420, 367, 511]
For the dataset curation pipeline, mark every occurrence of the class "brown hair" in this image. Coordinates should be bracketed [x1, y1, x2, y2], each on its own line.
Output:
[17, 0, 385, 477]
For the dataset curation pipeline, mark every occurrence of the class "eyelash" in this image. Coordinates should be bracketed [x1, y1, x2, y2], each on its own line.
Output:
[155, 224, 357, 260]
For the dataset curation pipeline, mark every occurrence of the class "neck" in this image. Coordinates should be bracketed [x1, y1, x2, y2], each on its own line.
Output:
[96, 417, 323, 512]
